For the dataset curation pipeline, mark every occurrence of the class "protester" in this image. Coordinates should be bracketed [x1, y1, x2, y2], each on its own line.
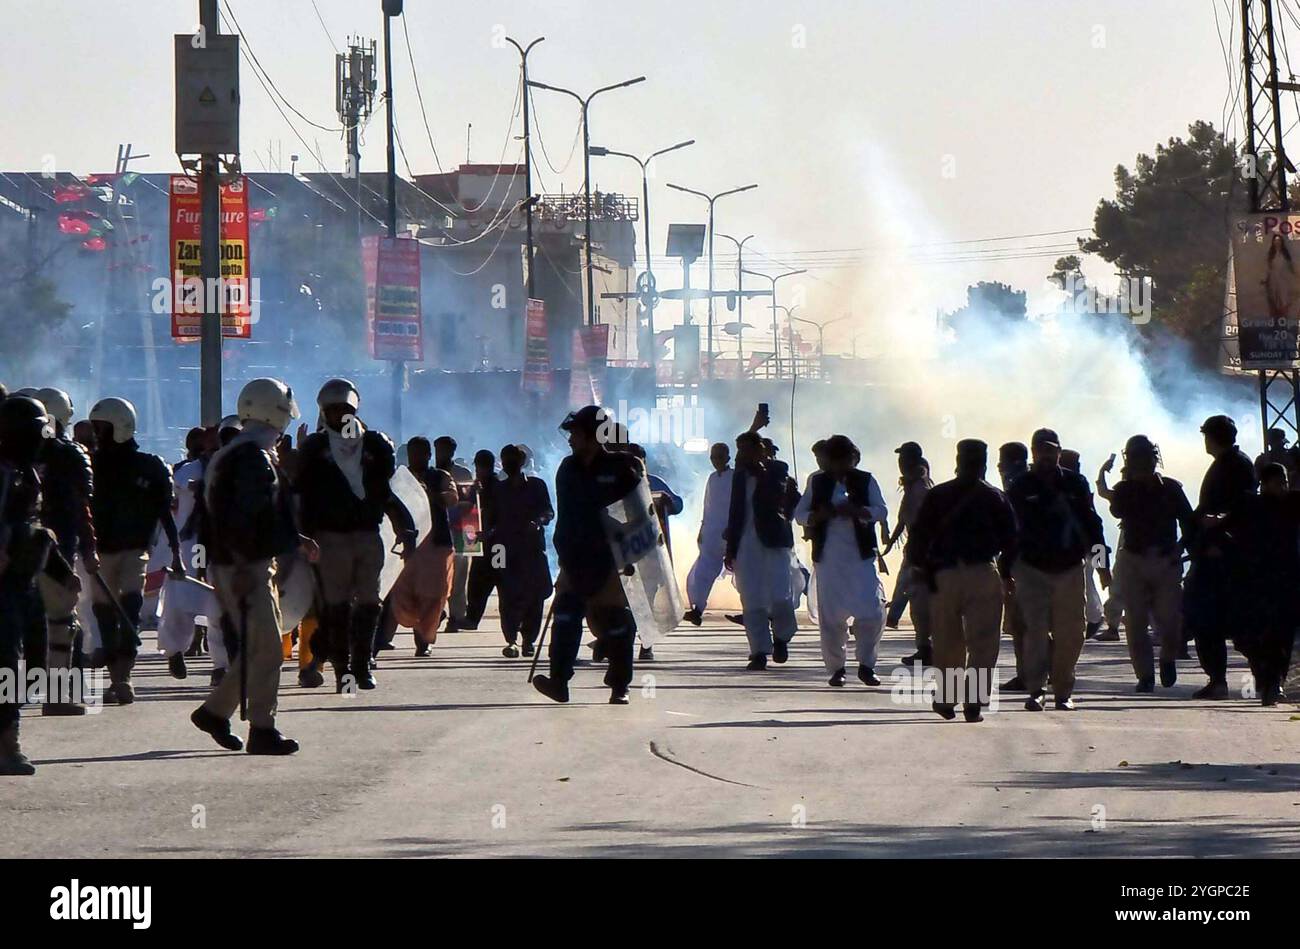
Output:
[683, 442, 733, 626]
[492, 444, 554, 657]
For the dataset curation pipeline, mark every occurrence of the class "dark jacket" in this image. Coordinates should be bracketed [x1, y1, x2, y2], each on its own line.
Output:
[804, 468, 880, 563]
[1109, 475, 1193, 555]
[296, 429, 397, 535]
[37, 434, 96, 562]
[725, 461, 798, 560]
[907, 477, 1017, 577]
[90, 440, 174, 553]
[1004, 466, 1106, 574]
[553, 448, 643, 596]
[205, 441, 300, 565]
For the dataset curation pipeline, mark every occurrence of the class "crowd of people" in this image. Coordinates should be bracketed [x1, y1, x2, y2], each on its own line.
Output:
[0, 375, 1294, 775]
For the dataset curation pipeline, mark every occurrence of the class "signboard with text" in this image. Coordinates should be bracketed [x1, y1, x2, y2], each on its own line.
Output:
[522, 298, 551, 393]
[1231, 214, 1300, 369]
[363, 236, 424, 361]
[169, 174, 252, 340]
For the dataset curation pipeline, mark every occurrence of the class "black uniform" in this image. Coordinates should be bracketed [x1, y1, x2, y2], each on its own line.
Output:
[36, 433, 97, 676]
[492, 474, 553, 648]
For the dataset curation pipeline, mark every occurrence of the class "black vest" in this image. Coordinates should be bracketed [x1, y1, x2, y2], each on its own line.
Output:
[806, 469, 879, 564]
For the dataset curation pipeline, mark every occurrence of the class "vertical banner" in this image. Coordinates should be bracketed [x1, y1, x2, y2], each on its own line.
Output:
[449, 482, 483, 556]
[1232, 214, 1300, 369]
[363, 236, 424, 361]
[169, 174, 252, 340]
[569, 324, 610, 408]
[522, 298, 552, 393]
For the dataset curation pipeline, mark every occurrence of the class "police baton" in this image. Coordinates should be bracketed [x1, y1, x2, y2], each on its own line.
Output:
[526, 599, 556, 683]
[238, 594, 250, 722]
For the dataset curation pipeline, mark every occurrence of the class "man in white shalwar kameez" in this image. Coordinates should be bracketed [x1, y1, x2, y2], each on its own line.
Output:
[794, 435, 888, 687]
[683, 443, 734, 626]
[725, 431, 801, 670]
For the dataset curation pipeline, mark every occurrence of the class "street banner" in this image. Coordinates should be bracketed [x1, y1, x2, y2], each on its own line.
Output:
[522, 298, 551, 393]
[449, 481, 483, 557]
[169, 174, 252, 340]
[569, 324, 610, 408]
[363, 236, 424, 362]
[1231, 214, 1300, 369]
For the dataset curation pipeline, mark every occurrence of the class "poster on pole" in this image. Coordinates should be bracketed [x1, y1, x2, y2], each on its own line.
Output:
[169, 174, 252, 340]
[522, 298, 551, 393]
[1231, 214, 1300, 369]
[363, 236, 424, 361]
[569, 324, 609, 408]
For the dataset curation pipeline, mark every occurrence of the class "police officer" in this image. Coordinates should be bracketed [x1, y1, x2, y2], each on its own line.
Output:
[0, 396, 79, 774]
[996, 441, 1031, 690]
[907, 439, 1018, 721]
[1004, 428, 1108, 711]
[295, 379, 412, 692]
[190, 378, 307, 755]
[1106, 435, 1194, 692]
[33, 387, 98, 715]
[88, 397, 181, 704]
[533, 406, 644, 705]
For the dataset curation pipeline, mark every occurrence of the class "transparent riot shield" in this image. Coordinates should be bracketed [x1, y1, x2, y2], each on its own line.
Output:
[379, 465, 434, 600]
[275, 555, 314, 633]
[602, 474, 683, 646]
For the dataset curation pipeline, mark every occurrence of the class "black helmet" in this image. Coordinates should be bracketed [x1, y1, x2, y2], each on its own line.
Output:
[0, 395, 52, 463]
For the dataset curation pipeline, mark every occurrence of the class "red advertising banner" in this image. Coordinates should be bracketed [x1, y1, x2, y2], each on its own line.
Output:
[569, 324, 610, 408]
[363, 236, 423, 361]
[522, 298, 551, 393]
[168, 174, 252, 340]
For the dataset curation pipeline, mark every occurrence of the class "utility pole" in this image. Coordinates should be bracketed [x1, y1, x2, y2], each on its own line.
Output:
[382, 0, 402, 438]
[337, 37, 377, 242]
[1241, 0, 1300, 446]
[717, 233, 754, 367]
[198, 0, 223, 426]
[505, 36, 544, 300]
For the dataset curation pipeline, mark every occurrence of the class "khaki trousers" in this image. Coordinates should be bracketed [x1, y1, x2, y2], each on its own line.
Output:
[1013, 561, 1086, 698]
[1115, 548, 1183, 681]
[203, 560, 284, 730]
[314, 530, 384, 607]
[931, 562, 1004, 707]
[90, 549, 149, 604]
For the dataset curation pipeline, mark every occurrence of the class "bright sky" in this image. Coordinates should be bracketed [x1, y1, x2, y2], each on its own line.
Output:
[0, 0, 1240, 349]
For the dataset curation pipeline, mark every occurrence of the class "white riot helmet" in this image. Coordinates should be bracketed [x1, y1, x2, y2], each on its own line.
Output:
[316, 377, 360, 411]
[35, 387, 74, 428]
[13, 387, 39, 399]
[236, 378, 299, 432]
[89, 397, 138, 443]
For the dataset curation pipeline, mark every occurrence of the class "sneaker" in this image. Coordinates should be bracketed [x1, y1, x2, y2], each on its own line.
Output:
[1135, 677, 1155, 693]
[724, 613, 744, 626]
[746, 653, 768, 671]
[246, 727, 299, 756]
[901, 649, 931, 666]
[190, 705, 244, 751]
[857, 665, 881, 687]
[1024, 691, 1045, 712]
[828, 668, 846, 687]
[683, 607, 703, 627]
[502, 643, 520, 658]
[1001, 675, 1025, 692]
[1055, 697, 1077, 711]
[772, 640, 789, 664]
[297, 666, 324, 689]
[638, 646, 655, 662]
[932, 702, 956, 720]
[1262, 685, 1287, 707]
[1159, 661, 1177, 688]
[521, 642, 535, 657]
[167, 652, 188, 680]
[1095, 627, 1120, 642]
[962, 704, 984, 723]
[115, 682, 135, 705]
[532, 674, 569, 703]
[1193, 681, 1229, 700]
[414, 642, 431, 658]
[609, 689, 630, 705]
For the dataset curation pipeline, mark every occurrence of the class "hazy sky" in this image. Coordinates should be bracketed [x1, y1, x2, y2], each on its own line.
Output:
[1, 0, 1238, 349]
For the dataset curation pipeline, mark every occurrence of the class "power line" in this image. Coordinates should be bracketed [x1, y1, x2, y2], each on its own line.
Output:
[400, 13, 444, 173]
[309, 0, 338, 53]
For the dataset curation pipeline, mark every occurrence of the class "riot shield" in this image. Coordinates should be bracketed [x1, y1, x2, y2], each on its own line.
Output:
[275, 554, 314, 633]
[602, 474, 683, 646]
[379, 465, 434, 600]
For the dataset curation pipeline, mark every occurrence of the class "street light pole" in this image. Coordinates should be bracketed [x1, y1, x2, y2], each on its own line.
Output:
[529, 76, 646, 326]
[505, 36, 544, 300]
[743, 267, 805, 378]
[717, 232, 753, 369]
[666, 182, 757, 378]
[791, 313, 850, 379]
[590, 139, 694, 375]
[774, 304, 799, 379]
[382, 0, 402, 438]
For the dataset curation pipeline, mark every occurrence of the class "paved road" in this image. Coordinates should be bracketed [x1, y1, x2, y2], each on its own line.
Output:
[4, 614, 1297, 858]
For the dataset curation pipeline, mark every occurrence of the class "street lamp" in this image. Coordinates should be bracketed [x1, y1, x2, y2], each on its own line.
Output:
[773, 304, 799, 380]
[666, 181, 757, 377]
[743, 267, 805, 378]
[716, 233, 754, 367]
[589, 139, 694, 374]
[528, 75, 647, 326]
[791, 313, 850, 379]
[504, 36, 544, 300]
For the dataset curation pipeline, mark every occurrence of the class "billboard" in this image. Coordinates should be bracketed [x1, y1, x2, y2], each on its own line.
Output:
[169, 174, 252, 340]
[522, 298, 551, 393]
[363, 236, 424, 361]
[569, 324, 610, 408]
[1231, 214, 1300, 369]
